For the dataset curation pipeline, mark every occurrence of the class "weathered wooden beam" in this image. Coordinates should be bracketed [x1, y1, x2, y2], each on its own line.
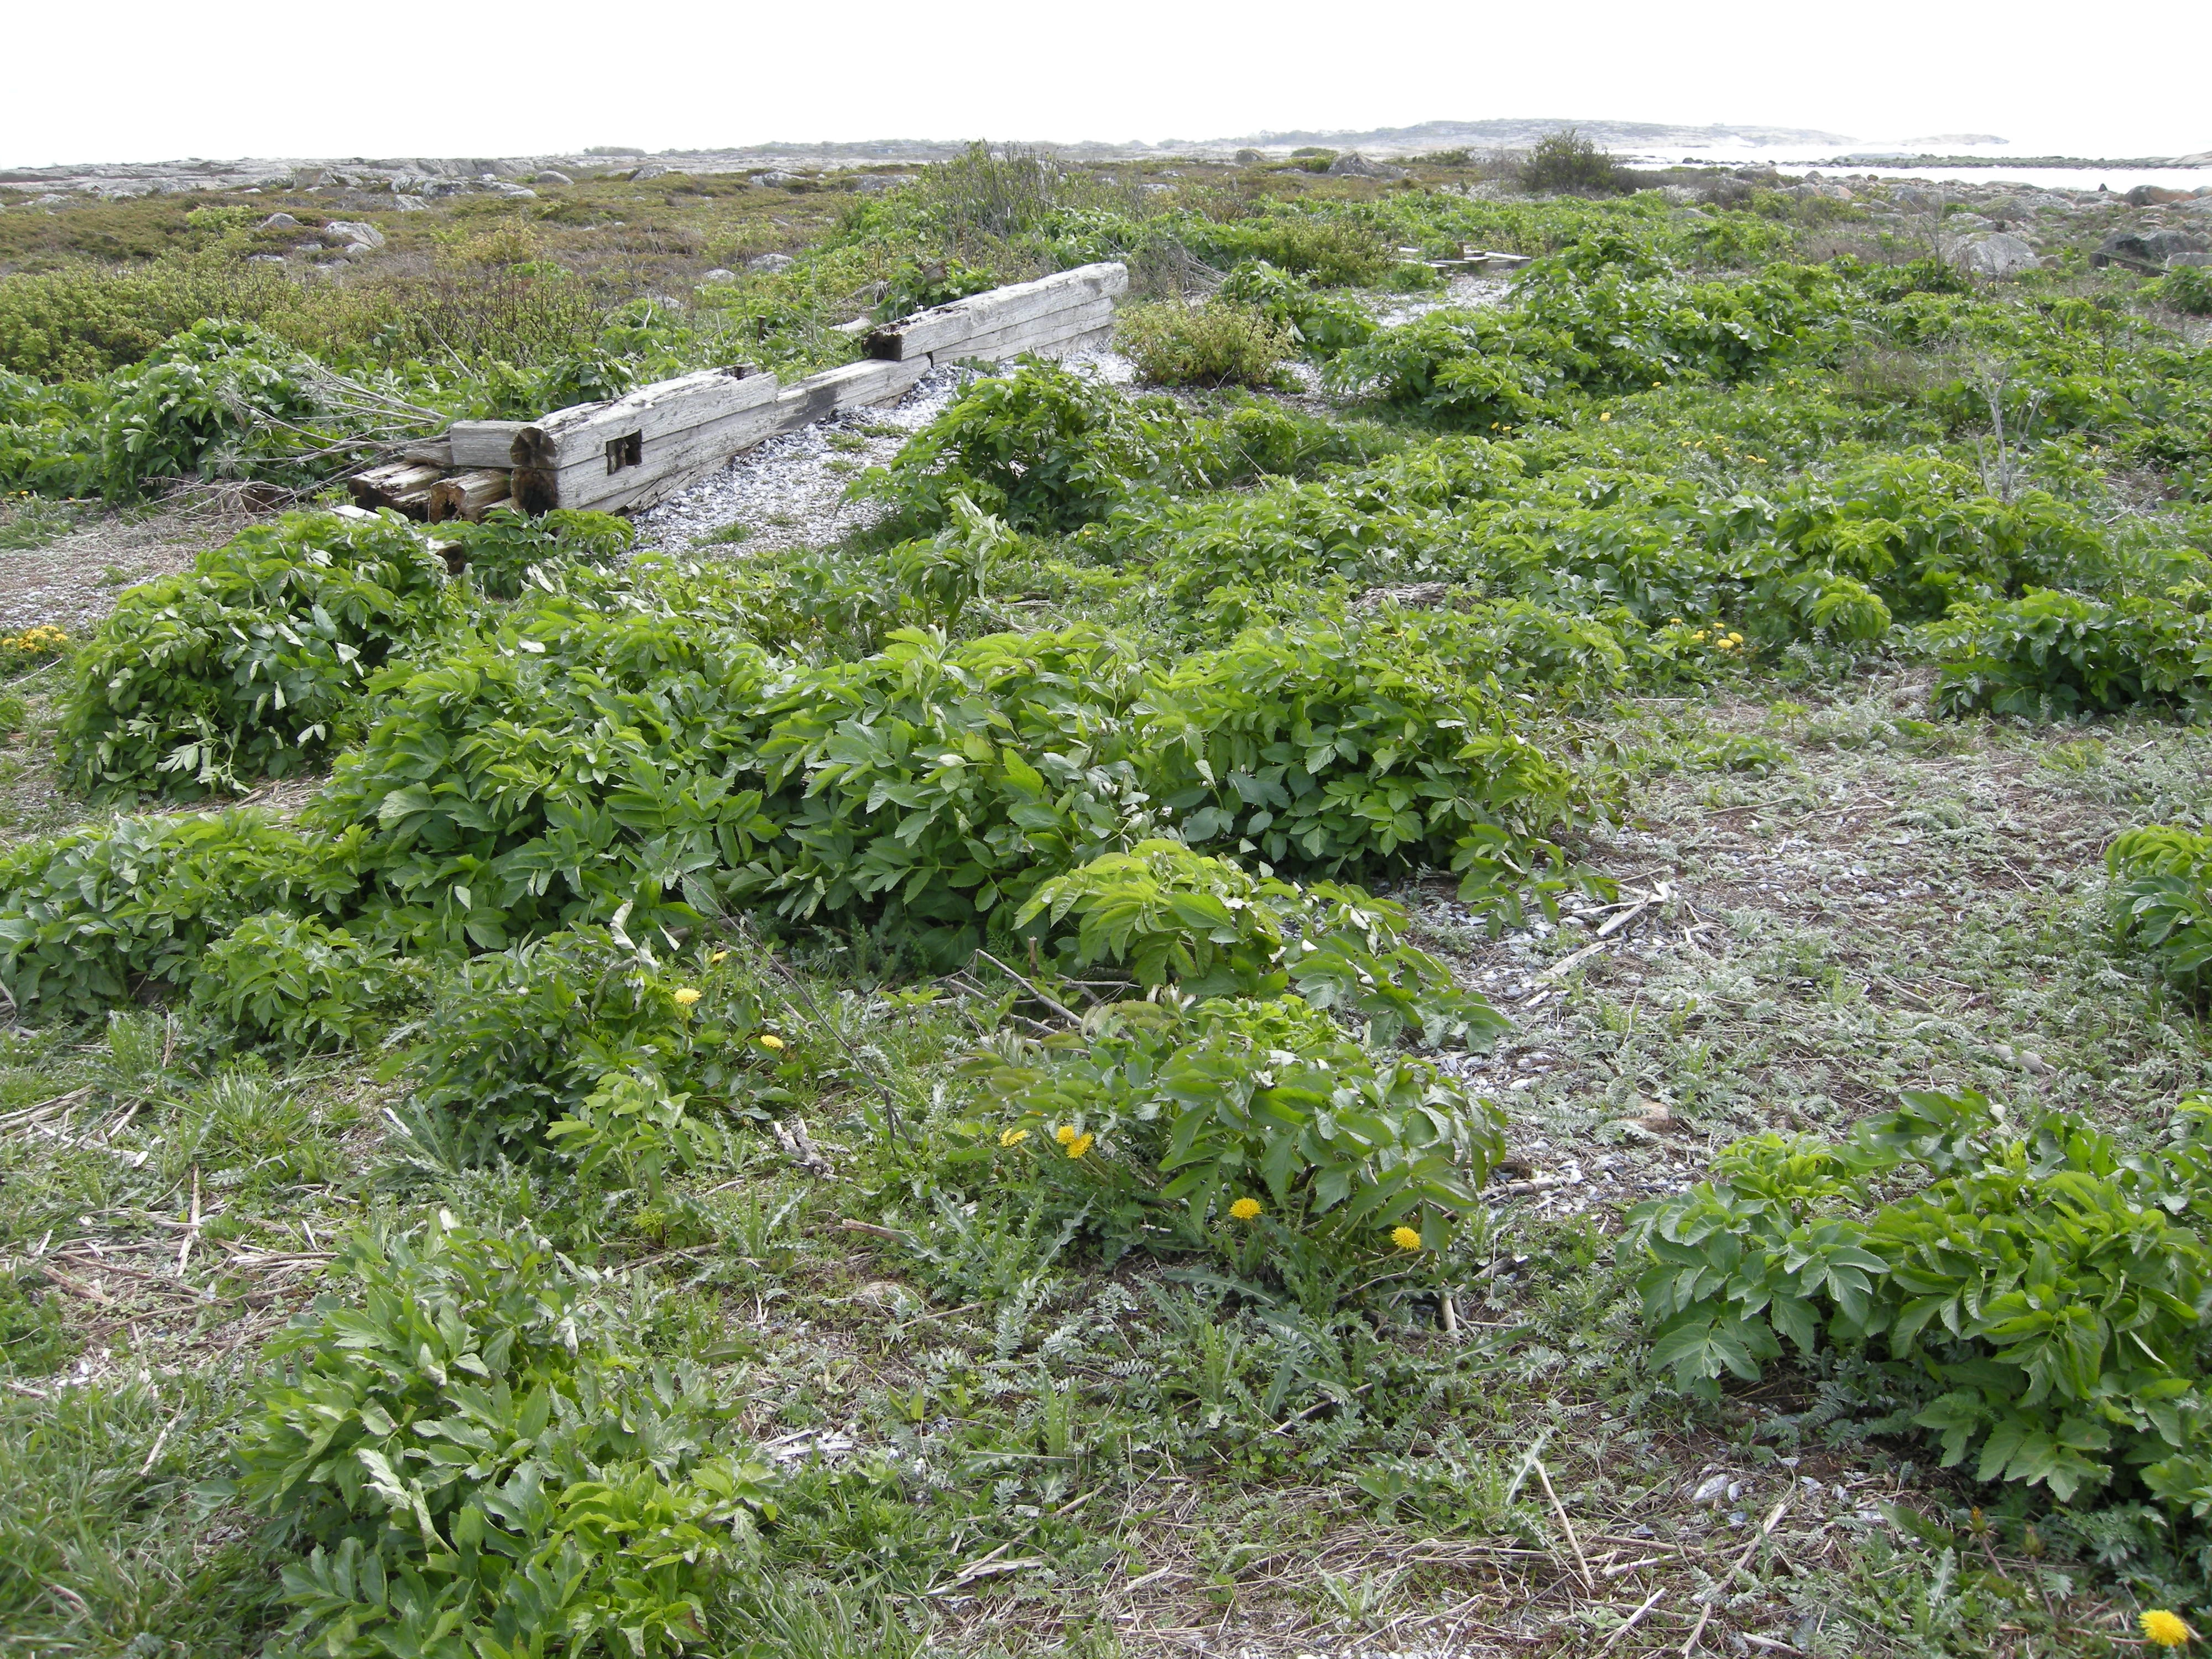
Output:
[511, 399, 787, 514]
[398, 436, 455, 467]
[427, 468, 513, 523]
[773, 356, 932, 434]
[445, 421, 530, 468]
[866, 262, 1127, 362]
[932, 298, 1116, 365]
[510, 366, 775, 472]
[347, 461, 444, 518]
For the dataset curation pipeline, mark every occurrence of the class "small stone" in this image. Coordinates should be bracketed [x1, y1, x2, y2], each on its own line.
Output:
[246, 253, 286, 264]
[630, 164, 669, 182]
[494, 185, 538, 199]
[698, 268, 736, 283]
[258, 212, 300, 229]
[1692, 1474, 1730, 1506]
[748, 252, 795, 274]
[393, 195, 427, 212]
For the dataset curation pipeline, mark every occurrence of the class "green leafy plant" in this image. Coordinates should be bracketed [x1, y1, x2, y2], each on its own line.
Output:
[187, 911, 424, 1052]
[0, 809, 367, 1016]
[2108, 825, 2212, 994]
[967, 994, 1507, 1260]
[218, 1219, 775, 1659]
[1018, 839, 1510, 1047]
[1927, 590, 2212, 718]
[409, 926, 772, 1151]
[1115, 300, 1293, 390]
[1627, 1090, 2212, 1511]
[57, 509, 460, 799]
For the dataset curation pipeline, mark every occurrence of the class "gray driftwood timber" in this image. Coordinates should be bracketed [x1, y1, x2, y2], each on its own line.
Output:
[865, 262, 1127, 361]
[445, 421, 529, 468]
[427, 469, 513, 523]
[510, 367, 775, 472]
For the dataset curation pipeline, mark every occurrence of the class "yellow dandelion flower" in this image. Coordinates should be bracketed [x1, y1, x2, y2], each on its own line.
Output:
[1715, 638, 1735, 651]
[999, 1126, 1030, 1147]
[1229, 1197, 1262, 1221]
[1726, 632, 1744, 644]
[1065, 1133, 1094, 1159]
[2143, 1610, 2194, 1648]
[1055, 1124, 1078, 1145]
[710, 950, 730, 963]
[1390, 1225, 1423, 1252]
[1691, 630, 1708, 642]
[671, 987, 702, 1007]
[757, 1032, 786, 1050]
[1599, 411, 1611, 422]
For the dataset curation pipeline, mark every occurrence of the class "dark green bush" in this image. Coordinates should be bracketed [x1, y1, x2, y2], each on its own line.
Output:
[0, 810, 367, 1015]
[188, 912, 422, 1053]
[1215, 260, 1378, 357]
[1517, 129, 1635, 198]
[2108, 825, 2212, 994]
[225, 1219, 774, 1658]
[408, 926, 773, 1149]
[1183, 213, 1393, 286]
[58, 509, 460, 799]
[853, 359, 1185, 535]
[1926, 590, 2212, 718]
[445, 507, 636, 599]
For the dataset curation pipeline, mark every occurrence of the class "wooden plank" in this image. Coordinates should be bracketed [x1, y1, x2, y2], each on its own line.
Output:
[427, 468, 512, 523]
[512, 366, 775, 472]
[512, 399, 787, 514]
[773, 356, 931, 433]
[867, 262, 1127, 361]
[398, 437, 455, 467]
[446, 421, 529, 468]
[932, 300, 1116, 365]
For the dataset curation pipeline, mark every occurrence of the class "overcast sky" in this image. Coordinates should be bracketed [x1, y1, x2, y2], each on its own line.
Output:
[7, 0, 2208, 167]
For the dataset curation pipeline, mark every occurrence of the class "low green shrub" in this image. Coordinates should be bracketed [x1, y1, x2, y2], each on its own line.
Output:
[0, 810, 367, 1015]
[966, 994, 1507, 1261]
[2108, 825, 2212, 994]
[1115, 300, 1293, 390]
[220, 1219, 775, 1659]
[1628, 1090, 2212, 1517]
[58, 509, 460, 799]
[445, 507, 637, 599]
[734, 625, 1156, 962]
[1926, 590, 2212, 719]
[1183, 213, 1394, 287]
[853, 359, 1187, 535]
[1518, 129, 1635, 197]
[187, 911, 423, 1052]
[1148, 624, 1584, 886]
[409, 926, 775, 1150]
[1018, 839, 1510, 1047]
[313, 575, 774, 951]
[2154, 265, 2212, 318]
[1215, 260, 1378, 357]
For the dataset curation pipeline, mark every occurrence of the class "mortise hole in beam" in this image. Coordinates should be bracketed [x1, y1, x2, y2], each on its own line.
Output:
[605, 431, 643, 474]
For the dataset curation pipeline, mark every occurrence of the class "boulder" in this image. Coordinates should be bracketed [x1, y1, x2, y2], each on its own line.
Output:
[631, 164, 669, 182]
[749, 252, 796, 273]
[699, 268, 736, 283]
[258, 211, 300, 230]
[324, 219, 385, 249]
[1234, 148, 1265, 165]
[1954, 232, 2039, 278]
[394, 195, 427, 212]
[1327, 152, 1405, 180]
[2098, 227, 2212, 266]
[534, 170, 573, 186]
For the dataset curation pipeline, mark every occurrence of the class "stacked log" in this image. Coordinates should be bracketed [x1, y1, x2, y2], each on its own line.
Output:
[427, 469, 513, 523]
[347, 461, 443, 518]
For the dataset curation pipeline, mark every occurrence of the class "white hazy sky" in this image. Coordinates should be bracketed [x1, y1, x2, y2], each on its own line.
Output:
[6, 0, 2209, 168]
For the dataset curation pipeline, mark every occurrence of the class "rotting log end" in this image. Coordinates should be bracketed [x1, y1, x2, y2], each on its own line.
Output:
[510, 466, 561, 515]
